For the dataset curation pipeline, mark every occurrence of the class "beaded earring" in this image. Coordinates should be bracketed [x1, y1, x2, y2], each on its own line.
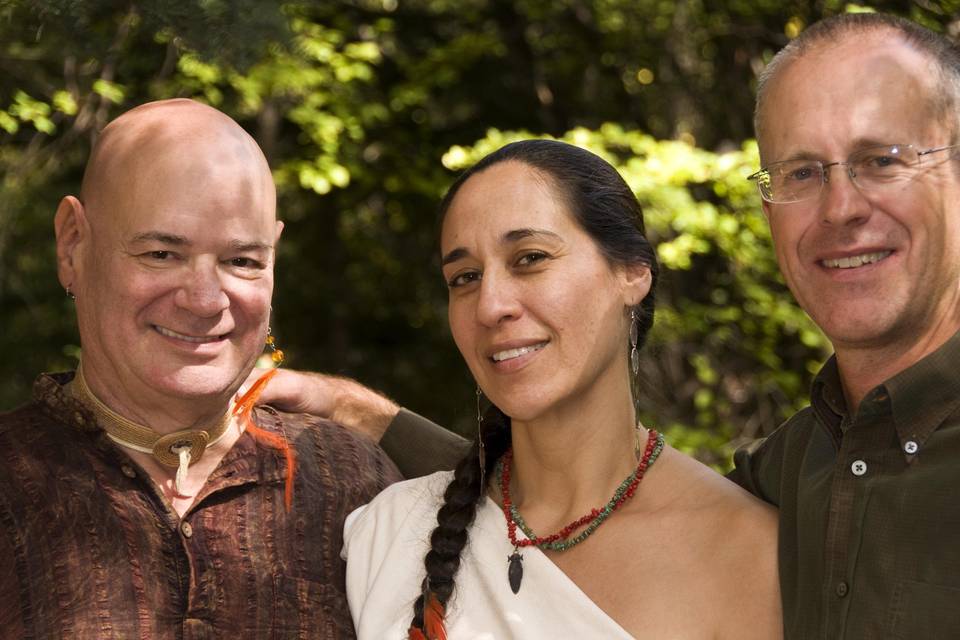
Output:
[66, 285, 76, 300]
[265, 327, 285, 366]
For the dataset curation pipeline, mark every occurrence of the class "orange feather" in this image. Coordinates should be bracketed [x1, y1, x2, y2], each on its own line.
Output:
[407, 627, 427, 640]
[406, 591, 447, 640]
[233, 369, 297, 510]
[423, 592, 447, 640]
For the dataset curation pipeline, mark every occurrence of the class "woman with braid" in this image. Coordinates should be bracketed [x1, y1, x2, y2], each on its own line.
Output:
[342, 140, 781, 639]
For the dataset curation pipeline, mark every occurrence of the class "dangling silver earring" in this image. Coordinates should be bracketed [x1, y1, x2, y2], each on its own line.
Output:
[630, 308, 642, 458]
[66, 285, 76, 300]
[476, 386, 487, 490]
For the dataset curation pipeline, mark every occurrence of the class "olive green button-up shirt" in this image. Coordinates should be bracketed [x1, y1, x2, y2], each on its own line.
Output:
[731, 330, 960, 640]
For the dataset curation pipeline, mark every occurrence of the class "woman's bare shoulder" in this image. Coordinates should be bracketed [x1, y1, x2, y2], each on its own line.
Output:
[651, 445, 778, 558]
[657, 446, 774, 512]
[655, 449, 782, 637]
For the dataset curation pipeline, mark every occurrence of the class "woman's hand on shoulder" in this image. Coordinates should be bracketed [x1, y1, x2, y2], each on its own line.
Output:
[238, 368, 400, 442]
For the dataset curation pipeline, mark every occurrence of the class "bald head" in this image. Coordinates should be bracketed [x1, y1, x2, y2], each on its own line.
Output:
[80, 99, 275, 218]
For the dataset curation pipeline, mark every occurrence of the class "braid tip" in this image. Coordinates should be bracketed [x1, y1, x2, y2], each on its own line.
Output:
[425, 591, 448, 640]
[407, 628, 427, 640]
[409, 591, 447, 640]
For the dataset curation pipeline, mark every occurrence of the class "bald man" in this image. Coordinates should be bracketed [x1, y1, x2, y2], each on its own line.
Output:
[0, 99, 400, 639]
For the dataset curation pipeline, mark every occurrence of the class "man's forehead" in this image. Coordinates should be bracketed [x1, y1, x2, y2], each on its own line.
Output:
[759, 34, 941, 160]
[124, 230, 276, 254]
[81, 101, 276, 237]
[92, 160, 275, 233]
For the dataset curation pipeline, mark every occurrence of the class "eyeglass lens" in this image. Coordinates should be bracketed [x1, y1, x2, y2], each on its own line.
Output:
[759, 144, 922, 204]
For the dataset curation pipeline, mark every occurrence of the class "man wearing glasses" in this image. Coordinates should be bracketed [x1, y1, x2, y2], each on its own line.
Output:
[733, 12, 960, 639]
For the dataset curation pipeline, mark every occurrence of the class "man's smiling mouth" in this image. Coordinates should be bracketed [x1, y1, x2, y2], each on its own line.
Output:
[821, 250, 892, 269]
[154, 325, 225, 344]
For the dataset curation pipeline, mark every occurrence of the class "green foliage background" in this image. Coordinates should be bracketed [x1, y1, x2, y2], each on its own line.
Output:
[2, 0, 957, 467]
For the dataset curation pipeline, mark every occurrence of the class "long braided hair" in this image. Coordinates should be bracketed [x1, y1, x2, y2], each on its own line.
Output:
[408, 139, 659, 638]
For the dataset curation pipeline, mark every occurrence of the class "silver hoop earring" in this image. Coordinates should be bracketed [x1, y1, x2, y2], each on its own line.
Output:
[65, 285, 76, 300]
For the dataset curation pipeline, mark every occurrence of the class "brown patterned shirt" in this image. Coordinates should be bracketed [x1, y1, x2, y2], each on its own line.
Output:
[731, 329, 960, 639]
[0, 373, 402, 640]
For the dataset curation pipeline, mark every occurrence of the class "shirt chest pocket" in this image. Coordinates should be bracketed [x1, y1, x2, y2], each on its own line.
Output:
[887, 579, 960, 640]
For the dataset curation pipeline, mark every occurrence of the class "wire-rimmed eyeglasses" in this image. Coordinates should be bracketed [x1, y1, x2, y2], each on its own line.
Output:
[747, 144, 960, 204]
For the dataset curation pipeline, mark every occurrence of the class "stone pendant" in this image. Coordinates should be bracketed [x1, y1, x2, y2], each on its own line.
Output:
[508, 550, 523, 594]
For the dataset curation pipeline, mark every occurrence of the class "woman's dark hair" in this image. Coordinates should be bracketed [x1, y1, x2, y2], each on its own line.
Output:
[410, 139, 659, 634]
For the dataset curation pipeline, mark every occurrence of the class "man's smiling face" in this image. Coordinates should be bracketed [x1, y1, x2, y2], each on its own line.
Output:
[71, 101, 281, 407]
[758, 33, 960, 355]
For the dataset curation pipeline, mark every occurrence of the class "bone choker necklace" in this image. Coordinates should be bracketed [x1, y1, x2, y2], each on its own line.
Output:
[70, 363, 233, 496]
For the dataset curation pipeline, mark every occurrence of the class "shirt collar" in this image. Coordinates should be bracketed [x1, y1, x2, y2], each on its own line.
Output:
[884, 329, 960, 453]
[810, 329, 960, 457]
[33, 371, 288, 487]
[810, 356, 845, 443]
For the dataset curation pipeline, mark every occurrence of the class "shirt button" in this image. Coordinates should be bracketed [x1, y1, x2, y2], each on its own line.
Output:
[904, 440, 919, 455]
[836, 581, 849, 597]
[851, 460, 868, 476]
[120, 465, 136, 478]
[180, 522, 193, 538]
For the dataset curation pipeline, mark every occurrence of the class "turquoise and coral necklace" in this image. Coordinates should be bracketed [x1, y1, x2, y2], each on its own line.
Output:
[496, 428, 665, 594]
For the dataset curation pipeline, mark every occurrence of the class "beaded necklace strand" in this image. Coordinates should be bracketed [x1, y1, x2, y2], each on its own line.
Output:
[497, 429, 665, 593]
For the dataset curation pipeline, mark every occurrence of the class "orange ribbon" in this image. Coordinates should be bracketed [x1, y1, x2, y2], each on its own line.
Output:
[233, 369, 296, 511]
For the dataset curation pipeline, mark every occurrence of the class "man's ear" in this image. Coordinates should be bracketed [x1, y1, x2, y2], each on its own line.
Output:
[761, 199, 773, 220]
[622, 261, 653, 307]
[54, 196, 88, 290]
[274, 220, 284, 244]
